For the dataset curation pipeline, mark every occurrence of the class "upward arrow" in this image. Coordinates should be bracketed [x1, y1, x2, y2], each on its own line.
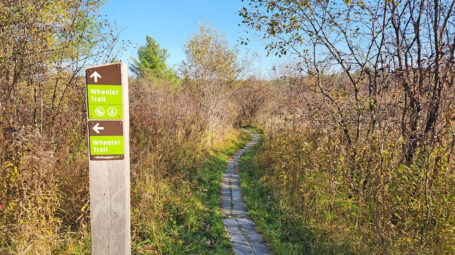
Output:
[90, 71, 102, 83]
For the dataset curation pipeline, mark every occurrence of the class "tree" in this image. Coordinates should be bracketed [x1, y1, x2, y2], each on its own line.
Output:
[0, 0, 117, 136]
[239, 1, 455, 253]
[181, 24, 241, 134]
[181, 25, 240, 82]
[130, 36, 175, 79]
[0, 0, 121, 252]
[240, 0, 455, 161]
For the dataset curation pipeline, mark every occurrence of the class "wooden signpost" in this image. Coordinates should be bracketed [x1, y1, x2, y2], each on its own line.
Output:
[86, 63, 131, 255]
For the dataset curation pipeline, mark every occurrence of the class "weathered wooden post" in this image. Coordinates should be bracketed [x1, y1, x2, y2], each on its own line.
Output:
[85, 63, 131, 254]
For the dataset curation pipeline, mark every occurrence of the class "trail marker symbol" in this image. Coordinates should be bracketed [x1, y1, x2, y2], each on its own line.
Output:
[95, 107, 105, 117]
[87, 64, 123, 120]
[92, 122, 104, 134]
[90, 71, 102, 82]
[85, 63, 130, 255]
[88, 120, 124, 160]
[107, 107, 118, 117]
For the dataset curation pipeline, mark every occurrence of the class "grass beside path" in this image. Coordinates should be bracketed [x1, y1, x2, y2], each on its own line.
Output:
[239, 142, 307, 255]
[132, 130, 251, 254]
[239, 135, 357, 255]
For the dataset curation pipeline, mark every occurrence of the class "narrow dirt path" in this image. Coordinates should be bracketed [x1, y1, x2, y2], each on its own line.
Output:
[221, 129, 272, 255]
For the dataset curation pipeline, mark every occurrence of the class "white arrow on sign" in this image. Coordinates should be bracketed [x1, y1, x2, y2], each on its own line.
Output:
[92, 122, 104, 134]
[90, 71, 102, 83]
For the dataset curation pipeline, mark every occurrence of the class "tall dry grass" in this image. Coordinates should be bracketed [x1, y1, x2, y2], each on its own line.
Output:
[246, 74, 455, 254]
[0, 71, 243, 253]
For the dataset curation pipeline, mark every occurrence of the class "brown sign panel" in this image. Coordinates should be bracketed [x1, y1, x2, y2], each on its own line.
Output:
[88, 120, 123, 136]
[86, 63, 122, 85]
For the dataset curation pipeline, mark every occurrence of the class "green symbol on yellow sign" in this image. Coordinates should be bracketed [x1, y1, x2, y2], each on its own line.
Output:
[87, 84, 123, 119]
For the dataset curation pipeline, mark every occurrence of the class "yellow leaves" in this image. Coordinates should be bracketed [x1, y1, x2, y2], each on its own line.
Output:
[80, 201, 89, 213]
[1, 160, 20, 193]
[2, 201, 16, 219]
[183, 24, 239, 82]
[2, 161, 17, 171]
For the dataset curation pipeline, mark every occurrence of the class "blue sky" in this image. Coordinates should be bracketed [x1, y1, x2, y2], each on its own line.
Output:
[101, 0, 287, 78]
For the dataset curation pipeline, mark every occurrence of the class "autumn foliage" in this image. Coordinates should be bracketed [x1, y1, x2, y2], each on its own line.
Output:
[239, 0, 455, 253]
[1, 0, 455, 254]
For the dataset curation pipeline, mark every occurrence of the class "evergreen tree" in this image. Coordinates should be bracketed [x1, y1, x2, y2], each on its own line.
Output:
[130, 36, 175, 79]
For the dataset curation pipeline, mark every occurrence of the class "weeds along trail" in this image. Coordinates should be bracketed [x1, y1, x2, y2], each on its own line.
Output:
[0, 75, 248, 253]
[239, 123, 455, 254]
[2, 0, 455, 253]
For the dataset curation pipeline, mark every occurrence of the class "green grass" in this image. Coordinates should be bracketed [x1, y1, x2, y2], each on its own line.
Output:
[242, 125, 264, 135]
[239, 139, 357, 255]
[132, 131, 251, 254]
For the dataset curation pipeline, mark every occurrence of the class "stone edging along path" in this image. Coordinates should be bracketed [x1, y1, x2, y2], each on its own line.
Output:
[221, 129, 272, 255]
